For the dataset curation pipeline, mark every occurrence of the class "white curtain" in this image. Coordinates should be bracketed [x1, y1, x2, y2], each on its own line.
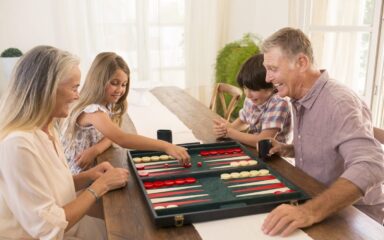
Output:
[49, 0, 228, 105]
[184, 0, 229, 105]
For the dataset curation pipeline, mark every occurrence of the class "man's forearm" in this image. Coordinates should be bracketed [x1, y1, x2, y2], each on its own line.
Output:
[301, 178, 363, 223]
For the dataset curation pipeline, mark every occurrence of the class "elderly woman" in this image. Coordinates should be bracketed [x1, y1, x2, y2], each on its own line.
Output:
[0, 46, 129, 239]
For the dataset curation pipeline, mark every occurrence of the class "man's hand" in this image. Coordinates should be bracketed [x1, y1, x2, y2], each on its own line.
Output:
[268, 138, 295, 158]
[262, 203, 316, 237]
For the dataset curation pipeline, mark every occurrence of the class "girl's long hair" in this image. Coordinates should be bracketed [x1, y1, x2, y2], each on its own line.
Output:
[62, 52, 130, 146]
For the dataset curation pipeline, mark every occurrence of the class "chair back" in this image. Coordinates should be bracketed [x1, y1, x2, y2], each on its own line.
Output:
[209, 83, 243, 121]
[373, 127, 384, 144]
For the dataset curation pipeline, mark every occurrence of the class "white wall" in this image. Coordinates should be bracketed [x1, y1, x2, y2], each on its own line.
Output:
[226, 0, 289, 42]
[0, 0, 289, 54]
[0, 0, 57, 53]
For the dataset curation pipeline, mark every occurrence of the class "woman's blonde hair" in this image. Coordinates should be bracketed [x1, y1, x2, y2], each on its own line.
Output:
[62, 52, 130, 145]
[0, 46, 79, 140]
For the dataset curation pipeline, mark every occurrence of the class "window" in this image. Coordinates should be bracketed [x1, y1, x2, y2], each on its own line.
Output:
[88, 0, 186, 88]
[298, 0, 383, 109]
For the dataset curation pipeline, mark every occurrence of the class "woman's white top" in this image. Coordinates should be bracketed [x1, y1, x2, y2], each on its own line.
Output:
[0, 129, 104, 240]
[63, 104, 111, 174]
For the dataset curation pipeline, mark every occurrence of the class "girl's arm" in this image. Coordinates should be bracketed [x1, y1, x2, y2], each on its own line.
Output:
[78, 111, 190, 162]
[75, 138, 113, 170]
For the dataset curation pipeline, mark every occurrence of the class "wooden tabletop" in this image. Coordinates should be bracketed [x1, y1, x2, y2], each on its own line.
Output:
[98, 86, 384, 240]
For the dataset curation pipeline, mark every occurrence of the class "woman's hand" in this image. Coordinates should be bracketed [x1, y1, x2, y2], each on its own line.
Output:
[86, 162, 114, 181]
[91, 167, 129, 197]
[164, 144, 190, 165]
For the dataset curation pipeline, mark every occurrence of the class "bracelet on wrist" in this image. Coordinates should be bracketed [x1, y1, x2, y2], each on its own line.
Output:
[86, 187, 100, 201]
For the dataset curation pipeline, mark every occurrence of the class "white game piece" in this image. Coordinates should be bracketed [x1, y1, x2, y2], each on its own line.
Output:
[230, 172, 240, 178]
[239, 171, 250, 178]
[159, 155, 169, 160]
[220, 173, 232, 180]
[141, 156, 151, 162]
[138, 170, 149, 177]
[247, 160, 258, 165]
[167, 155, 175, 160]
[239, 160, 249, 167]
[230, 162, 240, 167]
[258, 169, 270, 176]
[132, 157, 142, 163]
[166, 205, 178, 208]
[154, 206, 166, 210]
[150, 156, 160, 161]
[249, 170, 259, 177]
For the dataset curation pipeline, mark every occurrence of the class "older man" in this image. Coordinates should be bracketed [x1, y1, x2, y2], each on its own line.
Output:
[261, 27, 384, 236]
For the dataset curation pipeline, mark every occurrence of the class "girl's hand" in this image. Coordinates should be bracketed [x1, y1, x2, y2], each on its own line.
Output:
[75, 147, 99, 170]
[164, 144, 191, 165]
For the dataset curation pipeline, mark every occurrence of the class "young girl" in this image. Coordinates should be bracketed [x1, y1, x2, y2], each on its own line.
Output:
[61, 52, 189, 174]
[213, 53, 291, 147]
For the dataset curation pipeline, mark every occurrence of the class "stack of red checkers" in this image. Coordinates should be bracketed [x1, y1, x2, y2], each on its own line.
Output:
[164, 180, 175, 186]
[175, 179, 186, 185]
[185, 177, 197, 184]
[153, 181, 164, 188]
[144, 182, 154, 189]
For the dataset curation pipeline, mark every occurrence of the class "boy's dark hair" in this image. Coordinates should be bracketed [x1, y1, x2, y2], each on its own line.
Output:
[236, 54, 273, 90]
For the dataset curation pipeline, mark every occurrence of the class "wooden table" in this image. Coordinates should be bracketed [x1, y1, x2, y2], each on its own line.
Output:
[98, 86, 384, 240]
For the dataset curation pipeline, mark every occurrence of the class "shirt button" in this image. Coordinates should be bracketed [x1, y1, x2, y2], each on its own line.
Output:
[298, 135, 301, 139]
[300, 158, 303, 162]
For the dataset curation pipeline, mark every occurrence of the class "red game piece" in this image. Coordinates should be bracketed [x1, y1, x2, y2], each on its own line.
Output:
[224, 149, 234, 154]
[144, 182, 154, 189]
[136, 164, 145, 170]
[200, 151, 210, 156]
[164, 180, 175, 186]
[153, 181, 165, 188]
[164, 163, 169, 168]
[197, 162, 202, 167]
[175, 179, 186, 185]
[209, 151, 218, 155]
[185, 177, 197, 184]
[217, 150, 226, 154]
[233, 148, 242, 153]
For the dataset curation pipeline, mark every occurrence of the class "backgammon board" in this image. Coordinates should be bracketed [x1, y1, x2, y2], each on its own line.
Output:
[127, 141, 309, 227]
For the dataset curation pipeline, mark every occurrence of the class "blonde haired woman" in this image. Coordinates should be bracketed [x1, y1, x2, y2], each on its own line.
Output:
[0, 46, 128, 239]
[61, 52, 190, 174]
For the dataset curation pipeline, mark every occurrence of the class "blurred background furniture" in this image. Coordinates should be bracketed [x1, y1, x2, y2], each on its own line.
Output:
[373, 127, 384, 144]
[209, 83, 242, 121]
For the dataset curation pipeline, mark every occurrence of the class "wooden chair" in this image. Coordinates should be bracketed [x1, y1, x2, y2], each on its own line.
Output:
[373, 127, 384, 144]
[209, 83, 243, 121]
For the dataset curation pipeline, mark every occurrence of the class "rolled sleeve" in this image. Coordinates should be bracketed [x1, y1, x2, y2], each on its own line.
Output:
[333, 99, 384, 200]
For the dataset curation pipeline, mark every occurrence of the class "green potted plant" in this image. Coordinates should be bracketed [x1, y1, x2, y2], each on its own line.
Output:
[0, 47, 23, 95]
[215, 33, 261, 119]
